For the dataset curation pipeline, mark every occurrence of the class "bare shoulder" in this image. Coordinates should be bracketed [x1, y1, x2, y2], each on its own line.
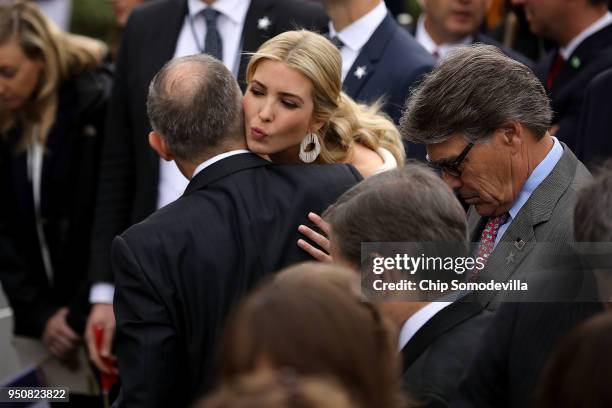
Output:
[347, 144, 384, 178]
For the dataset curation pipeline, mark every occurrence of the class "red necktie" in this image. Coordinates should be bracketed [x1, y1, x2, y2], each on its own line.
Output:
[546, 53, 565, 90]
[471, 213, 509, 281]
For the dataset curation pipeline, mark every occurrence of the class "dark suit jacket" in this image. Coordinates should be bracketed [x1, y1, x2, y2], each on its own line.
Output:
[112, 153, 361, 407]
[472, 32, 534, 69]
[450, 302, 603, 408]
[0, 68, 111, 337]
[575, 67, 612, 170]
[407, 25, 533, 69]
[466, 144, 593, 309]
[402, 299, 492, 408]
[536, 24, 612, 156]
[89, 0, 328, 284]
[344, 13, 434, 159]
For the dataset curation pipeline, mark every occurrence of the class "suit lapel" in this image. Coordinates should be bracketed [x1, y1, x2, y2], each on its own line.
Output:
[238, 0, 276, 87]
[401, 299, 483, 370]
[183, 153, 271, 195]
[343, 13, 395, 99]
[549, 25, 612, 100]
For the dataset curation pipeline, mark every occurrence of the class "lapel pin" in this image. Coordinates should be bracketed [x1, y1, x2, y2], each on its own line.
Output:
[514, 239, 526, 250]
[257, 16, 271, 31]
[354, 65, 367, 79]
[570, 56, 581, 69]
[506, 251, 515, 264]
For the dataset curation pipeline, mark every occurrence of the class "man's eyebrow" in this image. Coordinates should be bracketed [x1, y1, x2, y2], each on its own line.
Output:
[430, 155, 459, 166]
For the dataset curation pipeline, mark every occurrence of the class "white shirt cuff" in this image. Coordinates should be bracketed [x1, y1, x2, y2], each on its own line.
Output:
[89, 283, 115, 304]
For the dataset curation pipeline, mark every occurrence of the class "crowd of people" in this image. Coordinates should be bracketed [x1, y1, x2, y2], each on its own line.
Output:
[1, 0, 612, 407]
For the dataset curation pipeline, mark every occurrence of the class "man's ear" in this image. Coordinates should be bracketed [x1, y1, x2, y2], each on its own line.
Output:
[149, 131, 174, 161]
[501, 122, 523, 145]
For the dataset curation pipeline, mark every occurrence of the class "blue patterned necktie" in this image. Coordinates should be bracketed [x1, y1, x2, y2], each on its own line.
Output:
[202, 8, 222, 61]
[330, 36, 344, 50]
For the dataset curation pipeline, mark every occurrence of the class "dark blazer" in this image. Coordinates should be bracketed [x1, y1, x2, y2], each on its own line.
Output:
[89, 0, 328, 284]
[112, 153, 361, 408]
[407, 24, 533, 68]
[0, 68, 112, 337]
[401, 299, 492, 408]
[466, 144, 593, 309]
[472, 32, 534, 69]
[450, 302, 603, 408]
[536, 24, 612, 156]
[343, 12, 434, 160]
[575, 67, 612, 170]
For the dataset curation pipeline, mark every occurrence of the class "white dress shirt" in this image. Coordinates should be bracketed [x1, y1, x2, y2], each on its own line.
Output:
[415, 15, 472, 60]
[398, 301, 452, 351]
[328, 1, 387, 81]
[192, 150, 250, 178]
[560, 11, 612, 59]
[157, 0, 251, 210]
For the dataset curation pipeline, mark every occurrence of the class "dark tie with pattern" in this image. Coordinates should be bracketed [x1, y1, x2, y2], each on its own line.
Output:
[330, 36, 344, 50]
[546, 52, 565, 90]
[470, 213, 509, 281]
[202, 8, 222, 60]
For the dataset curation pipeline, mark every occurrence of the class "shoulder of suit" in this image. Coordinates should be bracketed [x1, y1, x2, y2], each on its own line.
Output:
[474, 33, 534, 68]
[383, 21, 435, 68]
[126, 0, 181, 26]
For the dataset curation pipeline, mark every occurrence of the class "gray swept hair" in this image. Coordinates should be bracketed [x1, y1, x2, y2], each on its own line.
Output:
[400, 44, 552, 145]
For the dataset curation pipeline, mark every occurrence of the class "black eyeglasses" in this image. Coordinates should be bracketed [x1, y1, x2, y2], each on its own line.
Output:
[427, 142, 474, 178]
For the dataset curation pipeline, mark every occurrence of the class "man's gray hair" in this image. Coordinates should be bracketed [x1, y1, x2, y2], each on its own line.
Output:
[400, 44, 552, 145]
[146, 54, 244, 162]
[575, 161, 612, 243]
[323, 163, 467, 266]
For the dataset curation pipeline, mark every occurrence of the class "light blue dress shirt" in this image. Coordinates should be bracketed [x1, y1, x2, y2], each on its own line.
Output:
[494, 137, 564, 246]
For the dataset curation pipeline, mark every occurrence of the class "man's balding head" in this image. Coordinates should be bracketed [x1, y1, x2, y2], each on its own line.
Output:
[146, 54, 244, 164]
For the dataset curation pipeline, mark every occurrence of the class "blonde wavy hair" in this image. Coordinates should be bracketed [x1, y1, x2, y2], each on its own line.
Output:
[0, 0, 107, 147]
[246, 30, 405, 166]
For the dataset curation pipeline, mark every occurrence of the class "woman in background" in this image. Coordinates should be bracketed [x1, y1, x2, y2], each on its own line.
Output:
[243, 30, 405, 178]
[217, 262, 407, 408]
[0, 0, 110, 360]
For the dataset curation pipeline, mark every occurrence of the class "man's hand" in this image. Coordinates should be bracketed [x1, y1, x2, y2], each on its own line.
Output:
[42, 307, 81, 359]
[85, 303, 117, 374]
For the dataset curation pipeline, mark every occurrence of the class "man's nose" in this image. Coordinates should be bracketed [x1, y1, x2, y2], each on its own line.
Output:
[441, 171, 463, 190]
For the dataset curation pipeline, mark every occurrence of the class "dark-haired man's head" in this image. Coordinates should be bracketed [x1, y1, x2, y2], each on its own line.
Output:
[400, 44, 553, 217]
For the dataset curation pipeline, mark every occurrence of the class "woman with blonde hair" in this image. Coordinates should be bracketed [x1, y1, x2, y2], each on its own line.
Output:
[243, 30, 405, 178]
[0, 0, 110, 362]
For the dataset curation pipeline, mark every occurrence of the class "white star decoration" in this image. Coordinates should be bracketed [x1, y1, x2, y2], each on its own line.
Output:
[257, 16, 271, 30]
[354, 66, 367, 79]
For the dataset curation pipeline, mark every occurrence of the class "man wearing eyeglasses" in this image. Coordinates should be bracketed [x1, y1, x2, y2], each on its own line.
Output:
[399, 44, 593, 310]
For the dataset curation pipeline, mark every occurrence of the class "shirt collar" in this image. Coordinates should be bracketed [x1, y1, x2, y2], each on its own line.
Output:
[328, 1, 387, 52]
[507, 137, 563, 221]
[560, 11, 612, 59]
[192, 149, 250, 178]
[398, 301, 452, 351]
[415, 15, 473, 58]
[188, 0, 251, 25]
